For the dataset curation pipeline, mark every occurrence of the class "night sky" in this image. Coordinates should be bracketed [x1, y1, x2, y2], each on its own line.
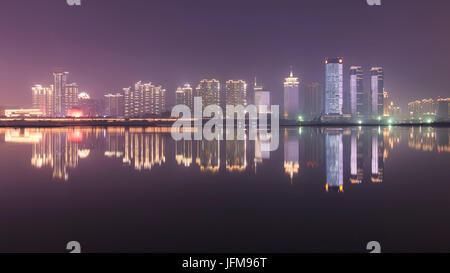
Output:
[0, 0, 449, 111]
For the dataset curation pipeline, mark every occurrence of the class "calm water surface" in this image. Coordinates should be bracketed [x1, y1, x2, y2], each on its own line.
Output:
[0, 126, 449, 253]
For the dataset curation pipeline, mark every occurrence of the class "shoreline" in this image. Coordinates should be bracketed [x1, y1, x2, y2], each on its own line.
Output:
[0, 118, 449, 128]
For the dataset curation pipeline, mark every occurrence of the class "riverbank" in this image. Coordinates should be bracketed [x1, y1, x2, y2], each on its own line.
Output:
[0, 118, 449, 128]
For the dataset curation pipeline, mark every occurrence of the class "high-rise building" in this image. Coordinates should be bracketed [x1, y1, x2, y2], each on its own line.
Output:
[123, 81, 167, 117]
[283, 69, 300, 119]
[408, 100, 422, 119]
[437, 98, 450, 120]
[325, 58, 344, 116]
[350, 66, 364, 117]
[383, 90, 389, 117]
[225, 80, 247, 107]
[254, 79, 270, 113]
[371, 67, 384, 117]
[63, 83, 79, 116]
[32, 84, 54, 117]
[421, 98, 435, 116]
[104, 93, 125, 117]
[304, 82, 324, 120]
[196, 79, 220, 109]
[53, 70, 68, 117]
[175, 83, 194, 111]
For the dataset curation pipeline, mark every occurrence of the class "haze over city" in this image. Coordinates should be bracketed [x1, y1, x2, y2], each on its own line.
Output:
[1, 0, 450, 112]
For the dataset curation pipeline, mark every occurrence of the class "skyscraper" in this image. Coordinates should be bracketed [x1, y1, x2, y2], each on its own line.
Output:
[104, 93, 125, 117]
[63, 83, 79, 116]
[325, 58, 344, 116]
[123, 81, 167, 117]
[350, 66, 365, 117]
[175, 83, 193, 111]
[371, 67, 384, 117]
[254, 79, 270, 113]
[32, 84, 54, 117]
[283, 69, 300, 120]
[304, 82, 324, 120]
[196, 79, 220, 109]
[53, 70, 68, 117]
[225, 80, 247, 107]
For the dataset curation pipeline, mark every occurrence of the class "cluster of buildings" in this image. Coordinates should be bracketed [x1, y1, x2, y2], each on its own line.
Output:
[408, 98, 450, 121]
[4, 59, 450, 123]
[6, 69, 102, 118]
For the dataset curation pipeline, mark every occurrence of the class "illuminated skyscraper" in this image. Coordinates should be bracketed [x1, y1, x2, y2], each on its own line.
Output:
[63, 83, 79, 116]
[53, 70, 68, 117]
[123, 81, 166, 117]
[254, 79, 270, 113]
[175, 83, 194, 111]
[104, 93, 125, 117]
[383, 90, 389, 116]
[283, 69, 300, 120]
[225, 80, 247, 107]
[325, 58, 344, 116]
[196, 79, 220, 109]
[32, 84, 54, 117]
[350, 66, 365, 117]
[371, 67, 384, 117]
[437, 98, 450, 120]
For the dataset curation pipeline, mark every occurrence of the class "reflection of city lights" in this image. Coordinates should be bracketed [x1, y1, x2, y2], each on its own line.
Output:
[69, 131, 83, 142]
[78, 149, 91, 159]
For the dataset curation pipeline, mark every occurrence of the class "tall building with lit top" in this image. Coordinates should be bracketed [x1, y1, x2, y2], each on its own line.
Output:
[196, 79, 220, 109]
[32, 84, 54, 117]
[371, 67, 384, 117]
[104, 93, 125, 117]
[53, 70, 68, 117]
[283, 69, 300, 119]
[175, 83, 194, 111]
[123, 81, 166, 117]
[254, 79, 270, 113]
[350, 66, 365, 117]
[325, 58, 344, 116]
[225, 80, 247, 107]
[63, 83, 79, 116]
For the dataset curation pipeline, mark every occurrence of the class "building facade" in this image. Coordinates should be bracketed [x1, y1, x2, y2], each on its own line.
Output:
[371, 67, 384, 117]
[225, 80, 247, 107]
[63, 83, 79, 116]
[104, 93, 125, 117]
[53, 70, 68, 117]
[123, 81, 166, 118]
[350, 66, 365, 117]
[254, 80, 270, 113]
[175, 83, 194, 111]
[32, 84, 54, 117]
[325, 58, 344, 116]
[304, 82, 323, 120]
[196, 79, 220, 109]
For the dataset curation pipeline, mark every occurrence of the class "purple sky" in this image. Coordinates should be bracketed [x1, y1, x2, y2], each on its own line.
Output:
[0, 0, 449, 110]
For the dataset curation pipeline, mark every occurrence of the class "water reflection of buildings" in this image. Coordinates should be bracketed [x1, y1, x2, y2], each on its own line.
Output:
[325, 129, 343, 192]
[408, 127, 450, 153]
[371, 129, 384, 183]
[4, 128, 97, 181]
[175, 140, 193, 167]
[226, 140, 247, 172]
[284, 129, 300, 182]
[104, 128, 167, 171]
[254, 132, 271, 173]
[196, 140, 220, 173]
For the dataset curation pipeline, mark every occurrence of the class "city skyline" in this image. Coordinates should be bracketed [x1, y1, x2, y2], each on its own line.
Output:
[1, 0, 450, 113]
